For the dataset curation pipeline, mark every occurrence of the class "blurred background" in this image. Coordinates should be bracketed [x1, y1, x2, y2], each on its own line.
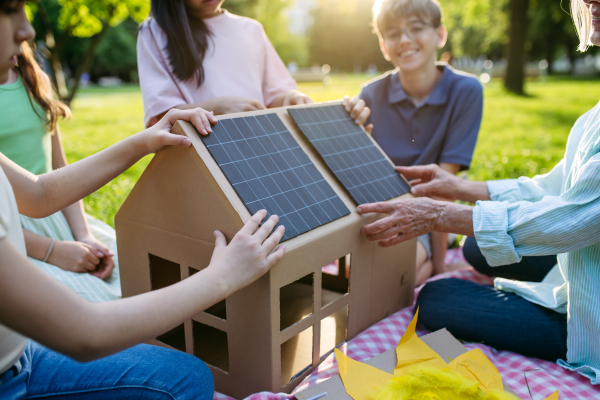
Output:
[23, 0, 600, 225]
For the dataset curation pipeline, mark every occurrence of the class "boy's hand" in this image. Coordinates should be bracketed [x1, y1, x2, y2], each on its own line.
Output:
[138, 108, 218, 155]
[343, 95, 373, 134]
[207, 210, 286, 296]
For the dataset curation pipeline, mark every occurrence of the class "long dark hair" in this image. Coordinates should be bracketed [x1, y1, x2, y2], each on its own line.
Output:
[149, 0, 211, 85]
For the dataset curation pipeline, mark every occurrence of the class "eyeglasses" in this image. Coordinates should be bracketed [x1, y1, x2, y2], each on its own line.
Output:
[382, 21, 436, 43]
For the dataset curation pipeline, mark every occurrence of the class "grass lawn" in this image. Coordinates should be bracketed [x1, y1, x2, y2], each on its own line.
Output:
[60, 75, 600, 227]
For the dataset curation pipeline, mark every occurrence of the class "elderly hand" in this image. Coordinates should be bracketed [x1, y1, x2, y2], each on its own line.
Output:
[356, 197, 442, 247]
[342, 95, 373, 134]
[396, 164, 491, 203]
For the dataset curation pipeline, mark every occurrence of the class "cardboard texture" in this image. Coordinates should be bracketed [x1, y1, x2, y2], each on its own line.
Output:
[116, 102, 417, 399]
[296, 329, 521, 400]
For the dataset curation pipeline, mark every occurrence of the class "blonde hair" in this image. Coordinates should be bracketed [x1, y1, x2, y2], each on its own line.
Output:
[571, 0, 591, 52]
[372, 0, 443, 38]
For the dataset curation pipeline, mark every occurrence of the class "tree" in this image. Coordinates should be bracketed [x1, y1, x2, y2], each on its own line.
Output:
[504, 0, 530, 94]
[30, 0, 149, 104]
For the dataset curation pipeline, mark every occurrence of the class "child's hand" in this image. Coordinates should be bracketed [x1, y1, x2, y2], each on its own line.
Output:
[283, 89, 313, 106]
[77, 234, 115, 279]
[47, 240, 104, 274]
[137, 108, 218, 155]
[207, 210, 286, 297]
[343, 95, 373, 134]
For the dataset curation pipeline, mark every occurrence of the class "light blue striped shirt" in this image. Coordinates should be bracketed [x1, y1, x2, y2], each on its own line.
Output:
[472, 101, 600, 384]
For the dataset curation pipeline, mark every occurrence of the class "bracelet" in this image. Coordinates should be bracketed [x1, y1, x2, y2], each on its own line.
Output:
[43, 238, 55, 263]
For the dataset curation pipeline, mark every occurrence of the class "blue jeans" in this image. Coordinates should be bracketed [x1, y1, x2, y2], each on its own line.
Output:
[415, 237, 567, 362]
[0, 341, 214, 399]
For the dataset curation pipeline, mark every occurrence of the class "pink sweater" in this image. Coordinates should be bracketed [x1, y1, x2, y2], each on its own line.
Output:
[137, 11, 297, 127]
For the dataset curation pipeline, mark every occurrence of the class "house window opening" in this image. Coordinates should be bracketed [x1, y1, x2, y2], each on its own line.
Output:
[149, 253, 180, 290]
[157, 323, 186, 352]
[193, 321, 230, 373]
[319, 305, 348, 358]
[281, 326, 313, 388]
[280, 273, 314, 331]
[321, 254, 350, 307]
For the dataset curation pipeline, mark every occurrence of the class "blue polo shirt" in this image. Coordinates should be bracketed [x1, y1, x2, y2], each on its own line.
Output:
[359, 64, 483, 170]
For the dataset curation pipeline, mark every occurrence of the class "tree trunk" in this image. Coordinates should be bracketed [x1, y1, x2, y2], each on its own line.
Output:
[33, 0, 69, 99]
[65, 23, 110, 105]
[504, 0, 530, 95]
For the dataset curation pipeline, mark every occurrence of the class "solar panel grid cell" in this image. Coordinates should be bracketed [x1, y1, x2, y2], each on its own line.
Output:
[288, 104, 411, 205]
[201, 114, 350, 241]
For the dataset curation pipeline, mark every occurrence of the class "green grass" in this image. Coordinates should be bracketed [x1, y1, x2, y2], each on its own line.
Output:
[60, 75, 600, 227]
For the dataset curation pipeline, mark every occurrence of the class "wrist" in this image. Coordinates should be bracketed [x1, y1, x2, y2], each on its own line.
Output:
[435, 202, 475, 236]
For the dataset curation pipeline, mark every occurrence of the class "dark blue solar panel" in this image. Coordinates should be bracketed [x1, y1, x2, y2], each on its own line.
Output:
[288, 105, 411, 205]
[200, 113, 350, 241]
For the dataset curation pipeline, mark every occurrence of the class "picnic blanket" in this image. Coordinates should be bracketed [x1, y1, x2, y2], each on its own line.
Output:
[214, 249, 600, 400]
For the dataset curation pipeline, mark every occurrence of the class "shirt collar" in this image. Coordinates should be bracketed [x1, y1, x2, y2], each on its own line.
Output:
[387, 63, 454, 106]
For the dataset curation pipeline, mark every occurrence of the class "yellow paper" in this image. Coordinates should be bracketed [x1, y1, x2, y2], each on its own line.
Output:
[394, 309, 448, 376]
[543, 390, 559, 400]
[335, 348, 393, 400]
[448, 349, 503, 391]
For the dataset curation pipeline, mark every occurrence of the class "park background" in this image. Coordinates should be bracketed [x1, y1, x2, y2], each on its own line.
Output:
[25, 0, 600, 226]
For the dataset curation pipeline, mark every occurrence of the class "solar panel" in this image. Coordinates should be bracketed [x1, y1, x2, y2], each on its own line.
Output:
[288, 104, 411, 205]
[200, 113, 351, 242]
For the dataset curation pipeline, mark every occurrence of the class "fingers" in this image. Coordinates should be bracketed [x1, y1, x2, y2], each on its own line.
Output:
[356, 201, 394, 215]
[378, 234, 408, 248]
[342, 95, 349, 107]
[239, 210, 267, 235]
[263, 225, 285, 253]
[365, 124, 373, 135]
[361, 215, 398, 236]
[365, 225, 402, 241]
[252, 99, 266, 110]
[191, 108, 214, 136]
[344, 95, 360, 113]
[214, 230, 227, 249]
[350, 99, 366, 120]
[266, 243, 286, 268]
[355, 106, 370, 126]
[85, 249, 101, 266]
[394, 165, 436, 180]
[254, 215, 280, 243]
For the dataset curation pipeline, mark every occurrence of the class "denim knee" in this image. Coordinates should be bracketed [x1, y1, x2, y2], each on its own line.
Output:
[415, 278, 464, 331]
[176, 355, 214, 400]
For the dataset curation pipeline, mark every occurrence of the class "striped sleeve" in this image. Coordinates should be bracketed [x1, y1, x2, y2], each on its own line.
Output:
[487, 158, 566, 203]
[475, 153, 600, 266]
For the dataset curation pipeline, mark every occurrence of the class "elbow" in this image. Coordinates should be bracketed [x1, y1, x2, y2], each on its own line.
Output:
[67, 334, 111, 362]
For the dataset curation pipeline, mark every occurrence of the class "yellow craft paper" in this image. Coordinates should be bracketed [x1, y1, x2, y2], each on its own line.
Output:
[543, 390, 559, 400]
[448, 349, 503, 391]
[335, 348, 394, 400]
[394, 309, 448, 376]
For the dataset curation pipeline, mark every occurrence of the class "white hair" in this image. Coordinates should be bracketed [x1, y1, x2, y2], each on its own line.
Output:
[571, 0, 591, 51]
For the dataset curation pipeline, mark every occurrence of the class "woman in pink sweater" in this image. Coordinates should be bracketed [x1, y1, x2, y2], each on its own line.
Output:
[138, 0, 313, 128]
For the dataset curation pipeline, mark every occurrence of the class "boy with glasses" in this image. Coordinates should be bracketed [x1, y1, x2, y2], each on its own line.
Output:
[344, 0, 483, 285]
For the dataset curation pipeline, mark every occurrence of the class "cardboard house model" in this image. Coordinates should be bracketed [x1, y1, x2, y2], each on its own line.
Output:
[116, 102, 417, 399]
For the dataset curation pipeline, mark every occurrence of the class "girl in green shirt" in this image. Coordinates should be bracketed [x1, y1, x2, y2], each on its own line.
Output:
[0, 42, 120, 302]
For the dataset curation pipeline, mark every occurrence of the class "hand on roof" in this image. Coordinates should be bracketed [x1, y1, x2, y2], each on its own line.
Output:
[343, 95, 373, 134]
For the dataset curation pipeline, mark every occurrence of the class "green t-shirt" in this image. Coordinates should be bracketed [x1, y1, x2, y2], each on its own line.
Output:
[0, 75, 51, 175]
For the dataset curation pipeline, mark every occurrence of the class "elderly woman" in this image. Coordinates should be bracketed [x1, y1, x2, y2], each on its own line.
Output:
[356, 0, 600, 384]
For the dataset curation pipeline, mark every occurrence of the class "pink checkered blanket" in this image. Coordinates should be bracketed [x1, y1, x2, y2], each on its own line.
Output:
[215, 249, 600, 400]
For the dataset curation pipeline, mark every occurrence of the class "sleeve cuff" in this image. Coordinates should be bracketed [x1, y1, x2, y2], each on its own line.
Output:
[486, 179, 522, 203]
[473, 200, 521, 266]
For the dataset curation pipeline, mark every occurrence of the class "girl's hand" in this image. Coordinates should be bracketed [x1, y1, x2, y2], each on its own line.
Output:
[77, 234, 115, 279]
[207, 210, 286, 297]
[136, 107, 218, 155]
[212, 96, 266, 114]
[47, 240, 104, 274]
[342, 95, 373, 134]
[283, 89, 313, 106]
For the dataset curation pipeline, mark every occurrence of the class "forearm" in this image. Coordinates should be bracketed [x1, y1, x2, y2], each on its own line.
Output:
[435, 201, 474, 236]
[23, 228, 53, 261]
[61, 201, 91, 239]
[176, 99, 221, 114]
[0, 237, 229, 361]
[430, 231, 448, 274]
[456, 180, 491, 204]
[5, 134, 147, 219]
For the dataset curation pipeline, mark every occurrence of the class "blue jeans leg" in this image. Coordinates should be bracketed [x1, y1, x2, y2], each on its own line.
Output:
[0, 341, 214, 399]
[415, 278, 568, 362]
[462, 236, 556, 282]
